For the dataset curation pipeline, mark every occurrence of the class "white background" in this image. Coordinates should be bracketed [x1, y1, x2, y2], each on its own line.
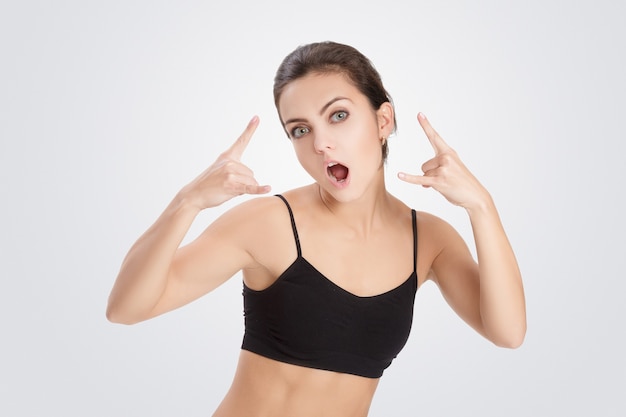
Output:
[1, 1, 624, 416]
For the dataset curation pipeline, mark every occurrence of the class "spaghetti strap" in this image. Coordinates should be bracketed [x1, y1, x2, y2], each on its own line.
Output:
[411, 209, 417, 274]
[275, 195, 302, 257]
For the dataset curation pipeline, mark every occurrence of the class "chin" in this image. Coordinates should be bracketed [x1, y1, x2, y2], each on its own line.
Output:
[317, 181, 369, 204]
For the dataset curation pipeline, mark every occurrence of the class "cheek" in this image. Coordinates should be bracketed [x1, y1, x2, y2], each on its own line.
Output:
[348, 115, 380, 144]
[293, 144, 320, 176]
[292, 140, 308, 160]
[353, 125, 382, 156]
[359, 131, 385, 168]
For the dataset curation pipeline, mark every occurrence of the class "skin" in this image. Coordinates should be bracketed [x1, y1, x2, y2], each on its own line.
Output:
[106, 72, 526, 416]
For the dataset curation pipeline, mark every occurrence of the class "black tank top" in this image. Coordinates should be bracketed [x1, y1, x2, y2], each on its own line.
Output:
[241, 195, 418, 378]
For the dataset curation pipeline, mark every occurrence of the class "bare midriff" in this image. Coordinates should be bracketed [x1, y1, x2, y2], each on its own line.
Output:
[212, 350, 380, 417]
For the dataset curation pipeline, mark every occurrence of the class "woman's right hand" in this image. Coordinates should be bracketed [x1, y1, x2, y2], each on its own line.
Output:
[107, 116, 271, 324]
[180, 116, 271, 209]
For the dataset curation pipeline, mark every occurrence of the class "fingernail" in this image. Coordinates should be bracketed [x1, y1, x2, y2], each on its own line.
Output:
[250, 115, 259, 123]
[418, 112, 426, 120]
[398, 172, 406, 179]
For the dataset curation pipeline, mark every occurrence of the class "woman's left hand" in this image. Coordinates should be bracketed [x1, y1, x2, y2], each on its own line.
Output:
[398, 113, 490, 210]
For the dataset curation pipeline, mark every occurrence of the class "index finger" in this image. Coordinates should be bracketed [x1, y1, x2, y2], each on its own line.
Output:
[226, 115, 260, 160]
[417, 112, 450, 154]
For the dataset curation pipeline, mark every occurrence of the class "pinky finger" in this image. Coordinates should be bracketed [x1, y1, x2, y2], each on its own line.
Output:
[398, 172, 435, 188]
[245, 184, 272, 195]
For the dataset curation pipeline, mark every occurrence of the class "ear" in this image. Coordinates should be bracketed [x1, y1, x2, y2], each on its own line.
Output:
[376, 102, 395, 140]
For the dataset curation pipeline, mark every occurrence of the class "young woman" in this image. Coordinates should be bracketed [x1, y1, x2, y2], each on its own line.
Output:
[107, 41, 526, 417]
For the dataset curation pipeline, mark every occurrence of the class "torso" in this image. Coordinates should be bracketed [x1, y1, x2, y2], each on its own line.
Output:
[213, 184, 441, 416]
[244, 185, 431, 294]
[213, 350, 379, 417]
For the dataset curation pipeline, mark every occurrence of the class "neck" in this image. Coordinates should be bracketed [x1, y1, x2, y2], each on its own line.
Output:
[316, 173, 391, 236]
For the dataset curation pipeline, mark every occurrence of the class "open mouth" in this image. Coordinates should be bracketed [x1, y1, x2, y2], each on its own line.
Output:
[327, 162, 349, 183]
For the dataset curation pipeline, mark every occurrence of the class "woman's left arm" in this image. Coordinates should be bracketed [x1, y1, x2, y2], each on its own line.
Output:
[399, 113, 526, 348]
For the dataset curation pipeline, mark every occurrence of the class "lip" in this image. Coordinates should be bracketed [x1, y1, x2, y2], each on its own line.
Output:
[325, 159, 350, 189]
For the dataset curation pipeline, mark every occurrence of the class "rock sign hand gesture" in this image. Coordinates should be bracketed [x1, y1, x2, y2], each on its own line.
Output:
[182, 116, 271, 210]
[398, 113, 490, 210]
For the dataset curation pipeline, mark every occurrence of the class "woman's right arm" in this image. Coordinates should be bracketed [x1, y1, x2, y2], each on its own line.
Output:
[106, 116, 270, 324]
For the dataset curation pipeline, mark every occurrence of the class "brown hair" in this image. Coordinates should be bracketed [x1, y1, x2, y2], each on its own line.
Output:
[273, 41, 397, 161]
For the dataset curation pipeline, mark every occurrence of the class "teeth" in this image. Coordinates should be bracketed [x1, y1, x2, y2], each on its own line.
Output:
[328, 162, 337, 168]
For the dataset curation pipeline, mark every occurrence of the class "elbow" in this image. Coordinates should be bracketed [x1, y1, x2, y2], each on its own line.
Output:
[105, 308, 129, 325]
[492, 325, 526, 349]
[106, 303, 143, 325]
[494, 335, 525, 349]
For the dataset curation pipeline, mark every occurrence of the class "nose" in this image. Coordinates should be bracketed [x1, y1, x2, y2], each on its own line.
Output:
[313, 129, 336, 153]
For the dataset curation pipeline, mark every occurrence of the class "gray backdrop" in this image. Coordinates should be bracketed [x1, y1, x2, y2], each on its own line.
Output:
[1, 0, 624, 416]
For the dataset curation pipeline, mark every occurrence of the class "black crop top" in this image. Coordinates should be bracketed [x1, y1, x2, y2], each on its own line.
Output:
[241, 195, 418, 378]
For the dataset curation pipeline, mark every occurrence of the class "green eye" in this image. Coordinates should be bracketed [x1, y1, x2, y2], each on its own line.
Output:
[291, 126, 310, 139]
[331, 111, 348, 122]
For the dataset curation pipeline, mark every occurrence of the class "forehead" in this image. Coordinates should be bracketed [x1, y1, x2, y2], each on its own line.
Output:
[278, 72, 366, 120]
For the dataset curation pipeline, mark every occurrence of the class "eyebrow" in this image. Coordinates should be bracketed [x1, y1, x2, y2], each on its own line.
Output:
[283, 96, 351, 126]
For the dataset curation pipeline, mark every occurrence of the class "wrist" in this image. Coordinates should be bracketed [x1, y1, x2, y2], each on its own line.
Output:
[172, 187, 204, 216]
[464, 191, 495, 217]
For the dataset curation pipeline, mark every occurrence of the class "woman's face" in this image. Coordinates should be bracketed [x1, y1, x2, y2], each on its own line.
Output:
[278, 72, 391, 201]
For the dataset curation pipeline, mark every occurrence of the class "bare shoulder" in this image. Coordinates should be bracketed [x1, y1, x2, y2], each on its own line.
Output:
[414, 210, 465, 241]
[210, 193, 294, 247]
[413, 210, 471, 283]
[221, 187, 313, 289]
[219, 193, 289, 222]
